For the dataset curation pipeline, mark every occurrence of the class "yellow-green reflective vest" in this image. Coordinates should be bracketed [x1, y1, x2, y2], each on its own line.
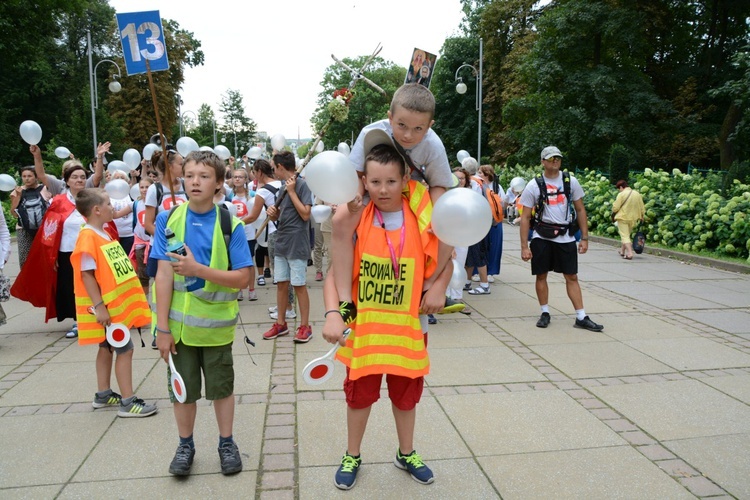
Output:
[156, 203, 241, 346]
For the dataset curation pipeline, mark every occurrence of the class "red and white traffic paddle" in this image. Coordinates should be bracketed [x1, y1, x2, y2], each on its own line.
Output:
[302, 329, 350, 385]
[105, 323, 131, 349]
[168, 353, 187, 403]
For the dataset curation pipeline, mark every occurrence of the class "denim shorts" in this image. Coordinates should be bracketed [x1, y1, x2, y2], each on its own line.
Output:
[273, 256, 307, 286]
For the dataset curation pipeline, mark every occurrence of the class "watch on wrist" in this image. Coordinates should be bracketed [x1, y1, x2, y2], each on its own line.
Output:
[581, 237, 588, 241]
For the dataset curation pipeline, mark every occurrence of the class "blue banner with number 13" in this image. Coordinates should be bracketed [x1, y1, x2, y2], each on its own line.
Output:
[116, 10, 169, 76]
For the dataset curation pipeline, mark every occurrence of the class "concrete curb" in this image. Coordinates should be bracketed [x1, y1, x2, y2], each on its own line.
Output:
[589, 235, 750, 274]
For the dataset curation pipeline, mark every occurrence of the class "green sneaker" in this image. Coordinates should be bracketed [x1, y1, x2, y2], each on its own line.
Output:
[437, 297, 465, 314]
[92, 390, 122, 409]
[334, 452, 362, 490]
[394, 449, 434, 485]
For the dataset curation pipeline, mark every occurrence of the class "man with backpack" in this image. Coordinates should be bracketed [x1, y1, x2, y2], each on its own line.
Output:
[518, 146, 603, 332]
[10, 166, 51, 267]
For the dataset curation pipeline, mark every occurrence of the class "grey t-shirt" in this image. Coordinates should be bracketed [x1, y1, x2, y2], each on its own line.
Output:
[46, 174, 97, 196]
[348, 120, 453, 188]
[274, 177, 313, 260]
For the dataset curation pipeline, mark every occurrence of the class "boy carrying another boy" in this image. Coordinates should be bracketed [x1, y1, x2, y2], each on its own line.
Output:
[327, 83, 461, 333]
[322, 133, 452, 490]
[71, 188, 157, 418]
[262, 151, 314, 343]
[152, 151, 253, 476]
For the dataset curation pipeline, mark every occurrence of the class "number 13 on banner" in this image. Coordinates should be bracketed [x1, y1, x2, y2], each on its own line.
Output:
[116, 10, 169, 76]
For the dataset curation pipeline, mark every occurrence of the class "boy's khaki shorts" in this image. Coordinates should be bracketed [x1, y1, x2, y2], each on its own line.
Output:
[169, 341, 234, 403]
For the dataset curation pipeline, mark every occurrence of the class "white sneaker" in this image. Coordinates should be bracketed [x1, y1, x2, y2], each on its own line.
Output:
[471, 275, 480, 282]
[247, 290, 258, 301]
[268, 305, 278, 313]
[488, 276, 495, 283]
[269, 309, 296, 320]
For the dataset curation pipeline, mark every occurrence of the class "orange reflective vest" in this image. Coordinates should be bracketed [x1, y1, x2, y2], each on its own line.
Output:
[71, 227, 151, 345]
[336, 185, 438, 380]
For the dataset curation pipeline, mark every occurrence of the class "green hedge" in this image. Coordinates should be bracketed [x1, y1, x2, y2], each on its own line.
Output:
[498, 166, 750, 262]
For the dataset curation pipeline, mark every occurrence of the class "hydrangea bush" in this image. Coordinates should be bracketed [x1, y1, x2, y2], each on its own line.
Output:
[497, 166, 750, 262]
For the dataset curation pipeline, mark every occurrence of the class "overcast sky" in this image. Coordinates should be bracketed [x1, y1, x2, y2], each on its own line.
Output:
[108, 0, 465, 142]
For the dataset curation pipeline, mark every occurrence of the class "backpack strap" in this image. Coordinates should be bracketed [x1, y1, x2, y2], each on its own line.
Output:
[155, 183, 164, 208]
[533, 175, 546, 225]
[132, 200, 139, 229]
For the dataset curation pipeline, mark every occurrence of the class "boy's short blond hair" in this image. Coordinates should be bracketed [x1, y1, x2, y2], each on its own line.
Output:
[76, 188, 107, 217]
[390, 83, 435, 119]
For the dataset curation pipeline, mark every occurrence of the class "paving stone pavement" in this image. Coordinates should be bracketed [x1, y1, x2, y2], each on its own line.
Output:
[1, 225, 749, 499]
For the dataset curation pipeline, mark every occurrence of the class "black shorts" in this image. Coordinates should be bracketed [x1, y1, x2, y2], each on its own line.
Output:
[530, 238, 578, 276]
[465, 237, 488, 268]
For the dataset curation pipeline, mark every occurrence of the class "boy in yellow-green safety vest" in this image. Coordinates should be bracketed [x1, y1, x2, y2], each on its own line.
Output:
[152, 151, 253, 477]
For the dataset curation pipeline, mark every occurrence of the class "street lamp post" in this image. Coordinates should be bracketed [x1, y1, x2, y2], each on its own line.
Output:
[87, 29, 122, 159]
[180, 110, 198, 138]
[454, 37, 483, 162]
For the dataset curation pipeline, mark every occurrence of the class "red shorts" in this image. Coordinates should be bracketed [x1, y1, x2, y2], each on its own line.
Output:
[344, 371, 424, 411]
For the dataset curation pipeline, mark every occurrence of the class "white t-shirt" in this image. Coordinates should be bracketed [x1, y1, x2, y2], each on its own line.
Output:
[60, 192, 86, 252]
[231, 194, 256, 241]
[519, 173, 584, 244]
[111, 196, 134, 238]
[256, 180, 281, 236]
[348, 120, 453, 189]
[80, 225, 113, 270]
[132, 199, 149, 243]
[144, 181, 188, 213]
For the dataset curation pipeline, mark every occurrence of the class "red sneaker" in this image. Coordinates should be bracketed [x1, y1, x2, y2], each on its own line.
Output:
[315, 272, 324, 281]
[293, 325, 313, 343]
[263, 322, 289, 340]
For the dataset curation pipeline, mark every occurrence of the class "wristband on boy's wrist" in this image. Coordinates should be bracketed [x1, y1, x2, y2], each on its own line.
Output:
[155, 326, 172, 334]
[324, 309, 343, 318]
[93, 301, 104, 309]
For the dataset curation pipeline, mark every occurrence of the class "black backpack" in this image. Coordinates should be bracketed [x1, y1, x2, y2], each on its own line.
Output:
[531, 171, 579, 237]
[17, 186, 48, 230]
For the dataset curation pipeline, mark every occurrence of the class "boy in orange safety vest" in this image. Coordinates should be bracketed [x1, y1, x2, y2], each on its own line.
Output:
[323, 131, 452, 490]
[71, 188, 157, 418]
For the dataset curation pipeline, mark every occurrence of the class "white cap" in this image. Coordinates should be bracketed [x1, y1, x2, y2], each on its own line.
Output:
[541, 146, 563, 161]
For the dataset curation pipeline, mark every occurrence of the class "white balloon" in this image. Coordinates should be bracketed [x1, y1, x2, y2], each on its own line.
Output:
[431, 188, 492, 247]
[107, 160, 129, 173]
[304, 151, 359, 205]
[214, 144, 231, 160]
[510, 176, 527, 193]
[311, 205, 332, 224]
[123, 148, 141, 170]
[223, 201, 238, 217]
[461, 156, 478, 174]
[449, 259, 467, 290]
[456, 150, 470, 162]
[337, 142, 350, 156]
[199, 146, 214, 152]
[271, 134, 286, 151]
[54, 146, 71, 159]
[176, 136, 200, 157]
[142, 143, 159, 162]
[19, 120, 42, 145]
[315, 140, 325, 153]
[247, 146, 262, 160]
[130, 184, 141, 201]
[105, 179, 130, 200]
[0, 174, 17, 192]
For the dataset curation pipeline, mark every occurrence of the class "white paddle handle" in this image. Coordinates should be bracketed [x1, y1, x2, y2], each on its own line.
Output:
[324, 328, 351, 359]
[168, 353, 177, 373]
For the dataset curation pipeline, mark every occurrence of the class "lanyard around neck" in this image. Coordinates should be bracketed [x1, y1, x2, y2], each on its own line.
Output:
[374, 205, 406, 280]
